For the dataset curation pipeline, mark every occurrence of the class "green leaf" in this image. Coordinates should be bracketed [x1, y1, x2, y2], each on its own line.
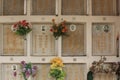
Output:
[49, 68, 65, 80]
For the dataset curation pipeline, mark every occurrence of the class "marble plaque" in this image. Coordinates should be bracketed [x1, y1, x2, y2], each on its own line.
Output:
[32, 24, 55, 56]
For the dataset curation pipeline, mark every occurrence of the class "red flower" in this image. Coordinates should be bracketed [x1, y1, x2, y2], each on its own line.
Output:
[21, 20, 28, 26]
[22, 20, 26, 23]
[50, 28, 53, 32]
[11, 20, 32, 36]
[62, 28, 67, 32]
[13, 23, 18, 28]
[50, 19, 68, 40]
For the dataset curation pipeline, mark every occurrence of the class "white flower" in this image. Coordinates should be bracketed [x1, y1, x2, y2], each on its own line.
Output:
[11, 25, 17, 32]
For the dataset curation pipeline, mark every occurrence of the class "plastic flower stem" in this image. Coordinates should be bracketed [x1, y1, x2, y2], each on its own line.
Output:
[22, 72, 27, 80]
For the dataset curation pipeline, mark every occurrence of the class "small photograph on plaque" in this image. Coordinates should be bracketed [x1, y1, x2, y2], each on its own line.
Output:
[41, 25, 47, 32]
[11, 64, 17, 71]
[70, 24, 77, 31]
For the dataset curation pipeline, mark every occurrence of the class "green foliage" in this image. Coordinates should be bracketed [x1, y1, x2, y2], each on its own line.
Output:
[11, 20, 32, 37]
[49, 68, 66, 80]
[16, 26, 32, 36]
[20, 61, 37, 80]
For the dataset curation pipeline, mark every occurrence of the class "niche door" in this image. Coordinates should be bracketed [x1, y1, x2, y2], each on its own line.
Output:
[65, 64, 86, 80]
[31, 24, 55, 56]
[62, 23, 86, 56]
[31, 0, 55, 15]
[61, 0, 87, 15]
[1, 64, 22, 80]
[92, 23, 115, 56]
[0, 0, 24, 15]
[0, 24, 26, 56]
[92, 0, 117, 16]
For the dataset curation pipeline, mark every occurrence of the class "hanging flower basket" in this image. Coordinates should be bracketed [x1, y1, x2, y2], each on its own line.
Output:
[50, 19, 68, 40]
[11, 20, 32, 39]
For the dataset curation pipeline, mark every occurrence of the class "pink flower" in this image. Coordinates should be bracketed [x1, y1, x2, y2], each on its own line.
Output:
[32, 69, 37, 77]
[21, 20, 29, 26]
[18, 61, 37, 80]
[25, 70, 30, 78]
[21, 61, 26, 65]
[33, 66, 37, 70]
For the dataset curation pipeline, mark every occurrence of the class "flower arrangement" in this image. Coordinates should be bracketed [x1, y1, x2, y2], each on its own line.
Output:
[11, 20, 32, 37]
[50, 19, 68, 40]
[49, 57, 66, 80]
[20, 61, 37, 80]
[87, 56, 119, 80]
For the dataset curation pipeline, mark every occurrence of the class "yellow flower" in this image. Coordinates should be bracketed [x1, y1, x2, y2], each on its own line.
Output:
[49, 57, 65, 80]
[50, 57, 64, 67]
[50, 64, 56, 69]
[51, 57, 62, 63]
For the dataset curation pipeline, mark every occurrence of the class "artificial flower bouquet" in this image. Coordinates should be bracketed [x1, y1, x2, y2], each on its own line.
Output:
[11, 20, 32, 36]
[49, 57, 66, 80]
[50, 19, 68, 40]
[20, 61, 37, 80]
